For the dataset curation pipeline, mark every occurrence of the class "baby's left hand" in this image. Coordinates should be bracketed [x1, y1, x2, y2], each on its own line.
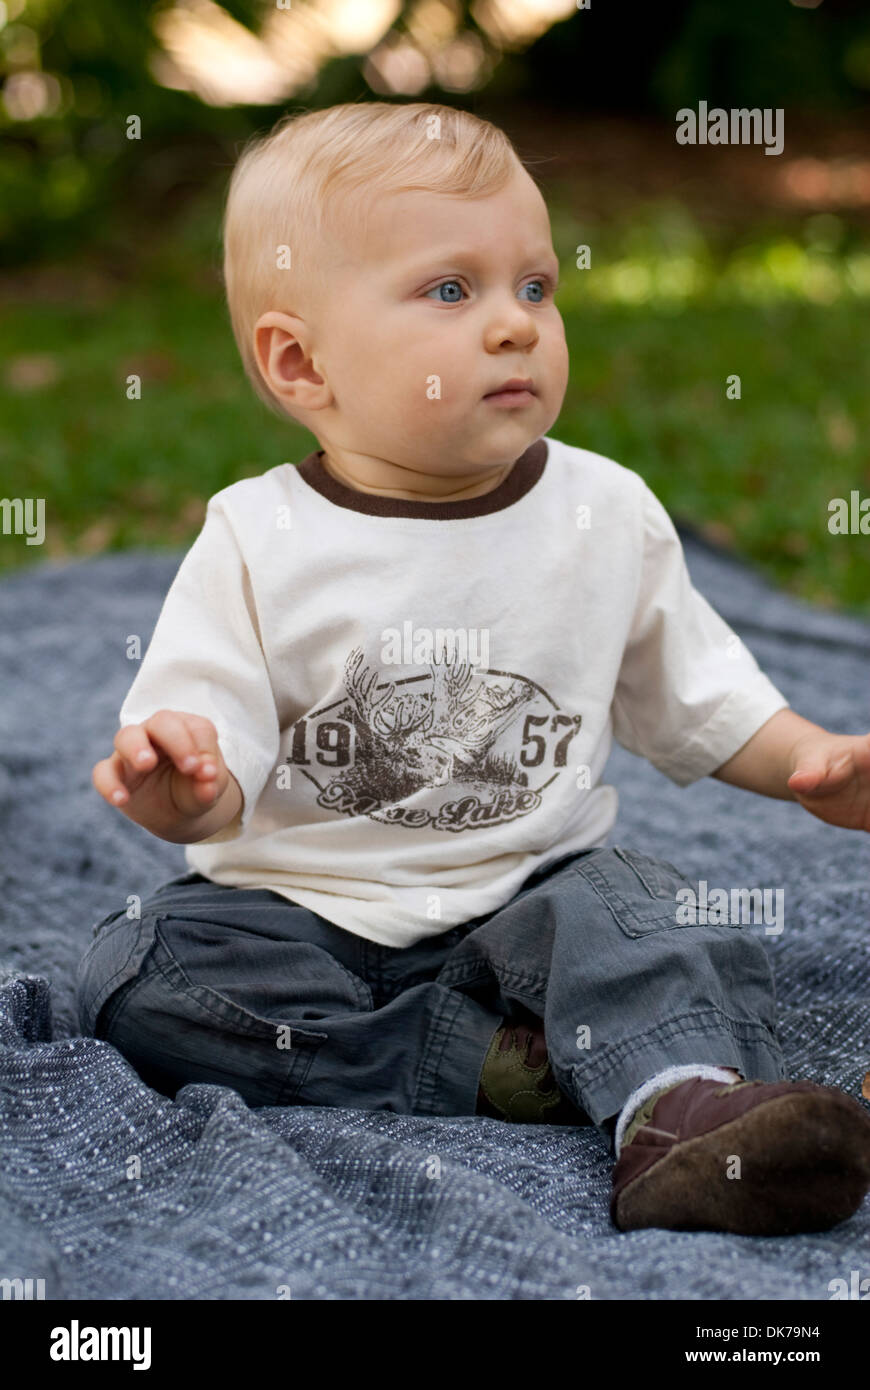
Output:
[787, 731, 870, 832]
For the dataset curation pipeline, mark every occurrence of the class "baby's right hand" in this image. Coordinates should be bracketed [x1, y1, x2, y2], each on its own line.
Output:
[92, 711, 230, 837]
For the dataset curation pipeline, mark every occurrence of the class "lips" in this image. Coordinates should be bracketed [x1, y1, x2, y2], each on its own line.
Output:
[485, 377, 535, 397]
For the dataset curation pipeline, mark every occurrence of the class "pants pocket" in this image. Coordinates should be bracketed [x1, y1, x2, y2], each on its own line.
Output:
[572, 846, 737, 939]
[96, 917, 330, 1106]
[76, 910, 162, 1036]
[77, 876, 217, 1030]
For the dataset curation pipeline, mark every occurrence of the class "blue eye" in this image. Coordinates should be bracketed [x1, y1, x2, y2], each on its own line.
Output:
[520, 281, 545, 303]
[424, 279, 550, 303]
[426, 280, 464, 303]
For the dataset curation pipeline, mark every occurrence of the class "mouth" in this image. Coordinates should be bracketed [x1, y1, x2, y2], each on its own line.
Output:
[483, 377, 536, 405]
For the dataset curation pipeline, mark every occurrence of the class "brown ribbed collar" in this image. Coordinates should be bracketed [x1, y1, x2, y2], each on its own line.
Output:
[294, 437, 548, 519]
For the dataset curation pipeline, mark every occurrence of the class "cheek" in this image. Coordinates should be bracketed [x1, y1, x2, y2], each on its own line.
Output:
[548, 312, 568, 348]
[549, 325, 570, 376]
[397, 332, 462, 398]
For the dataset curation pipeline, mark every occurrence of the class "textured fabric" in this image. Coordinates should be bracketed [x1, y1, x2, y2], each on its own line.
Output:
[115, 437, 786, 947]
[0, 529, 868, 1299]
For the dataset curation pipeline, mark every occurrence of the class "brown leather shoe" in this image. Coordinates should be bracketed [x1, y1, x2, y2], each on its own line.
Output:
[476, 1019, 586, 1124]
[611, 1075, 870, 1234]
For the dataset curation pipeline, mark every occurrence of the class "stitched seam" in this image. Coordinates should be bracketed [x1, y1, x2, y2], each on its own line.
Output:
[150, 911, 369, 1011]
[85, 914, 161, 1018]
[96, 926, 306, 1105]
[414, 991, 470, 1113]
[570, 853, 751, 935]
[569, 856, 678, 929]
[437, 963, 548, 997]
[275, 1048, 317, 1105]
[95, 970, 153, 1037]
[441, 975, 547, 1009]
[149, 923, 328, 1042]
[152, 912, 372, 1013]
[612, 847, 683, 900]
[570, 1009, 779, 1086]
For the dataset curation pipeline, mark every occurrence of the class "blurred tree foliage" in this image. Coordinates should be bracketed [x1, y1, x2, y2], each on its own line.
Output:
[1, 0, 869, 267]
[518, 0, 870, 116]
[0, 0, 266, 265]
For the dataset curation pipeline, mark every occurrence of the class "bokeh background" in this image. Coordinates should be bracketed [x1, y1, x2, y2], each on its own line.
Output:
[1, 0, 869, 612]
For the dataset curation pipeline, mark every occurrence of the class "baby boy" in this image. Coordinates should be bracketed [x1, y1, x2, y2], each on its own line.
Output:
[80, 102, 870, 1236]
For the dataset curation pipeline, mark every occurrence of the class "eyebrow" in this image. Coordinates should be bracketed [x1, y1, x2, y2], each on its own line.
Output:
[397, 249, 560, 280]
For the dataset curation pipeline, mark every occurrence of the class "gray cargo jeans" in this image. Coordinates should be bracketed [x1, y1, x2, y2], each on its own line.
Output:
[76, 846, 787, 1148]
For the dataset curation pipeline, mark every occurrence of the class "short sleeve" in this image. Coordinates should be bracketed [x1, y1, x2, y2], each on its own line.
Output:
[118, 498, 279, 834]
[611, 482, 789, 785]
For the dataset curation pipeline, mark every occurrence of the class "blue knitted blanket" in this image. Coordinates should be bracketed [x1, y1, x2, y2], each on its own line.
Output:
[0, 533, 867, 1299]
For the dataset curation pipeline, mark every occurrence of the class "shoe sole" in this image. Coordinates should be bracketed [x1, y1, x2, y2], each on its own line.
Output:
[616, 1089, 870, 1235]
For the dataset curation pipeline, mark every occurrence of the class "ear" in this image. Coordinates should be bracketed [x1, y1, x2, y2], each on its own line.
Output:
[252, 310, 331, 410]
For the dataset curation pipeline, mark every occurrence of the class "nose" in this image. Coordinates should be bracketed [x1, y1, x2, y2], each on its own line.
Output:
[483, 297, 539, 352]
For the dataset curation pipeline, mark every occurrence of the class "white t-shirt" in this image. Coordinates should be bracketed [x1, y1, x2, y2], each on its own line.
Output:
[118, 435, 788, 948]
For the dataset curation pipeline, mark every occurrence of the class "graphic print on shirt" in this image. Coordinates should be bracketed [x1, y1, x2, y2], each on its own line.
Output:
[284, 644, 582, 831]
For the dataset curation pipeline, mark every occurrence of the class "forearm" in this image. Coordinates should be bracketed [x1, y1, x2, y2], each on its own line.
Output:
[712, 709, 827, 800]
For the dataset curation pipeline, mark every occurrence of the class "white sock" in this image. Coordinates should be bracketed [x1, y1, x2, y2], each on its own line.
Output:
[613, 1064, 741, 1158]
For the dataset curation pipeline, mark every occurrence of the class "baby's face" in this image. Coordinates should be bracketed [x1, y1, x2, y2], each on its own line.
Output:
[309, 164, 569, 476]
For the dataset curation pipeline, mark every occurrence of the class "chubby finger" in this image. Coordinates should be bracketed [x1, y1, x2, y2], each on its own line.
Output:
[167, 757, 227, 817]
[113, 722, 160, 778]
[176, 715, 223, 783]
[118, 711, 200, 775]
[93, 751, 134, 807]
[184, 770, 225, 805]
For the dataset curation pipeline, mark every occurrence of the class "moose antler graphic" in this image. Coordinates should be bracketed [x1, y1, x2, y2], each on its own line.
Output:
[339, 643, 539, 792]
[344, 647, 394, 735]
[428, 646, 534, 753]
[344, 646, 430, 739]
[428, 649, 477, 724]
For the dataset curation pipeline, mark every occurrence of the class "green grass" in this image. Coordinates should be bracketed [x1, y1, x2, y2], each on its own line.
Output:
[559, 297, 869, 612]
[2, 187, 868, 614]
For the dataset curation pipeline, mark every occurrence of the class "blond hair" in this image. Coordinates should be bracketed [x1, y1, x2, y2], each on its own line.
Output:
[222, 102, 525, 415]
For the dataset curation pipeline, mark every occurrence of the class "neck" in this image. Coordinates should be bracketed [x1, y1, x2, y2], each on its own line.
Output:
[319, 450, 515, 502]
